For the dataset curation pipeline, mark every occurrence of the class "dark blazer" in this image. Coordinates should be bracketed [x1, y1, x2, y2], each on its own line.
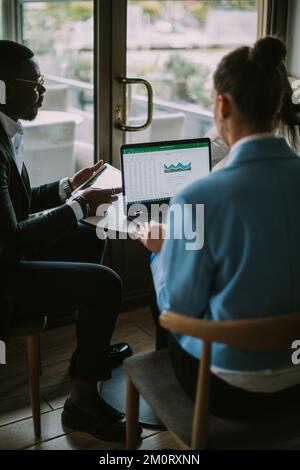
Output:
[0, 122, 78, 341]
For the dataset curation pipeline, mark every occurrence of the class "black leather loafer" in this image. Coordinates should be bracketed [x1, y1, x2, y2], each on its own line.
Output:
[62, 398, 141, 443]
[110, 343, 133, 369]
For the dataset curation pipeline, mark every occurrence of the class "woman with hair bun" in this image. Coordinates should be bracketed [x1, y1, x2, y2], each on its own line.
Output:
[209, 36, 300, 170]
[143, 36, 300, 419]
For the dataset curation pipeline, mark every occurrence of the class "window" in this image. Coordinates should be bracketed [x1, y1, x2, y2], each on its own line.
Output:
[126, 0, 258, 144]
[20, 0, 94, 185]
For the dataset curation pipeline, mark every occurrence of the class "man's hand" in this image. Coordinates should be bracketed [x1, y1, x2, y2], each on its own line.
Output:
[81, 187, 122, 217]
[69, 160, 104, 191]
[138, 221, 166, 253]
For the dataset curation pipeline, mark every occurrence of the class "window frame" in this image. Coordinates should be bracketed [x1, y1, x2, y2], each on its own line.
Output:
[2, 0, 22, 41]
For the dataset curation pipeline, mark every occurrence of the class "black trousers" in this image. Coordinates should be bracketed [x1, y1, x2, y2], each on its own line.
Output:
[150, 287, 300, 419]
[11, 223, 122, 382]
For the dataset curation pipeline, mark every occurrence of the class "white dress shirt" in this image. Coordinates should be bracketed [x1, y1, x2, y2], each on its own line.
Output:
[0, 110, 24, 174]
[0, 111, 84, 220]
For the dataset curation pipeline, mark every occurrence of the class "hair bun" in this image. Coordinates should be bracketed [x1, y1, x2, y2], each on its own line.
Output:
[250, 36, 286, 70]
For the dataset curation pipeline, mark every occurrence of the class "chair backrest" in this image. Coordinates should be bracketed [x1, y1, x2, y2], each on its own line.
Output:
[160, 311, 300, 351]
[159, 311, 300, 450]
[149, 112, 186, 141]
[126, 112, 186, 144]
[126, 117, 151, 144]
[74, 140, 94, 172]
[42, 84, 69, 111]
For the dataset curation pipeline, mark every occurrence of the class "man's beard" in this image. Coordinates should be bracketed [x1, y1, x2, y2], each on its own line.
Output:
[22, 105, 39, 121]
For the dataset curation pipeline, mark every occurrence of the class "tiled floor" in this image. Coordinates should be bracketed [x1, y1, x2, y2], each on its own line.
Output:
[0, 307, 179, 450]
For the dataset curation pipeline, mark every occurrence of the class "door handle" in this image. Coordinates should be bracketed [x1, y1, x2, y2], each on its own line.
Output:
[118, 77, 153, 132]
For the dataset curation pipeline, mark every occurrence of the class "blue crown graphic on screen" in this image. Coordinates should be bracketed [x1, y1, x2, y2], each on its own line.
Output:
[164, 162, 192, 173]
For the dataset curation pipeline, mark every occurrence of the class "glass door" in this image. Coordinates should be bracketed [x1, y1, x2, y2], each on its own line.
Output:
[121, 0, 259, 158]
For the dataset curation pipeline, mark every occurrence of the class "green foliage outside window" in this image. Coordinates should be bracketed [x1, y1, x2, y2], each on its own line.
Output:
[188, 0, 257, 22]
[164, 54, 210, 107]
[45, 2, 93, 28]
[129, 1, 162, 17]
[129, 0, 257, 23]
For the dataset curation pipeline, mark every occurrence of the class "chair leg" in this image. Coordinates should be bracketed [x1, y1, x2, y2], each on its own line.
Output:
[126, 376, 140, 450]
[27, 335, 41, 438]
[37, 335, 43, 376]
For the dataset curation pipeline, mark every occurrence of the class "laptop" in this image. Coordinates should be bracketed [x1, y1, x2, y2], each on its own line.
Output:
[120, 137, 211, 223]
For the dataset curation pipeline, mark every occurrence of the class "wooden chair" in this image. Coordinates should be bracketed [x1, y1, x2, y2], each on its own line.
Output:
[124, 311, 300, 450]
[11, 315, 47, 438]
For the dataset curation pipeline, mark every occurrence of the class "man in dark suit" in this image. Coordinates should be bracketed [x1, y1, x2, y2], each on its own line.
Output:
[0, 40, 135, 442]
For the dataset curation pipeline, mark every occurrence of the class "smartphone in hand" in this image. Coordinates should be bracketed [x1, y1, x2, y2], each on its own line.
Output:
[72, 164, 108, 195]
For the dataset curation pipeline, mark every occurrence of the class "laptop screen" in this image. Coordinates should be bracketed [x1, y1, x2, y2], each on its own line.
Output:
[121, 138, 211, 205]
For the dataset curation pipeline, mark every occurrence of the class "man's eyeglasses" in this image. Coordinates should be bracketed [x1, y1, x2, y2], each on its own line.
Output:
[15, 75, 45, 93]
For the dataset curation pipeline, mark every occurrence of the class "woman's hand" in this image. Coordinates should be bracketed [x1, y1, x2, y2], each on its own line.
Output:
[138, 221, 167, 253]
[69, 160, 104, 191]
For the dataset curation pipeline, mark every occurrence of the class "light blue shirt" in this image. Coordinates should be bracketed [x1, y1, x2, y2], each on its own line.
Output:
[152, 136, 300, 371]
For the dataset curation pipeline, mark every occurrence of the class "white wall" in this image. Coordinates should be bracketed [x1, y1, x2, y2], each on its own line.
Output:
[286, 0, 300, 78]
